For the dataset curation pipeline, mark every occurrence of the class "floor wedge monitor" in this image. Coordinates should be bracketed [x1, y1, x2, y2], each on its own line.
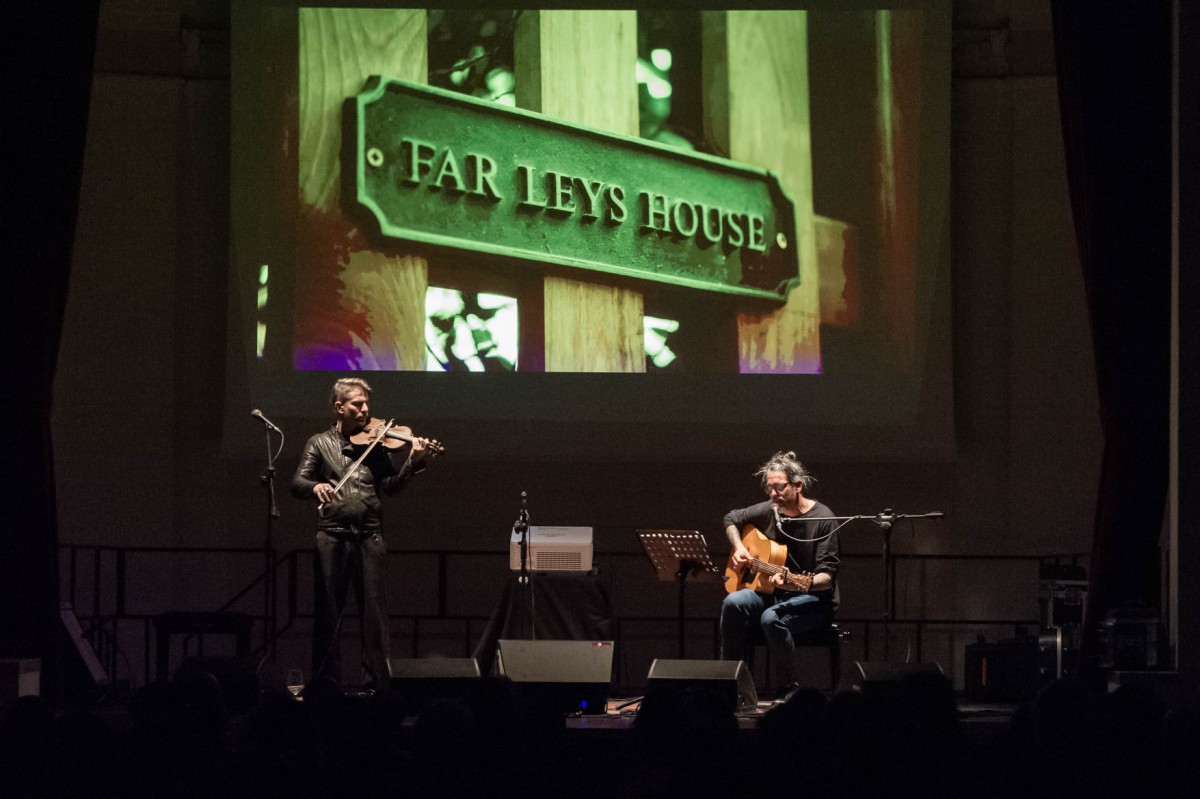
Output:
[849, 661, 945, 696]
[388, 657, 481, 713]
[645, 659, 758, 714]
[496, 639, 614, 716]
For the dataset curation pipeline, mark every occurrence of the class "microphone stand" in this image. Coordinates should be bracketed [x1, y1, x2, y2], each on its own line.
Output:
[878, 510, 896, 661]
[775, 509, 944, 662]
[259, 426, 283, 661]
[513, 492, 535, 638]
[515, 492, 530, 584]
[871, 510, 944, 661]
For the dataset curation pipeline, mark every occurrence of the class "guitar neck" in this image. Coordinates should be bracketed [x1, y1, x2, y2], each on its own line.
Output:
[750, 558, 812, 590]
[750, 558, 786, 576]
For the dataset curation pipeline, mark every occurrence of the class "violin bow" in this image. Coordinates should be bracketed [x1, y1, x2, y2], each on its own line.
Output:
[318, 418, 397, 510]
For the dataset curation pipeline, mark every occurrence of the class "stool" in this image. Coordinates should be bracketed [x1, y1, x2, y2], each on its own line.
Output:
[155, 612, 253, 681]
[744, 623, 848, 691]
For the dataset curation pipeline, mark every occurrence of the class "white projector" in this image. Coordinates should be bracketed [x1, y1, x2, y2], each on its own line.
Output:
[509, 526, 593, 572]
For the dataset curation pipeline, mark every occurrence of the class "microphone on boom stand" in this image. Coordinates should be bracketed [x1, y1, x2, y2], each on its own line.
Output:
[515, 491, 530, 584]
[512, 491, 537, 638]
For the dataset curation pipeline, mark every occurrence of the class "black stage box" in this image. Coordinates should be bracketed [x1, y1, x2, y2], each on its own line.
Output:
[1098, 608, 1162, 671]
[964, 637, 1006, 702]
[963, 630, 1053, 703]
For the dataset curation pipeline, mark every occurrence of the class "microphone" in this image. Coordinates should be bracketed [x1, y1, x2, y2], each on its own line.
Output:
[515, 491, 529, 532]
[251, 409, 282, 433]
[875, 510, 944, 522]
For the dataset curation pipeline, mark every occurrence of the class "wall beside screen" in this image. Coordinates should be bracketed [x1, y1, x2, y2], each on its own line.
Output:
[226, 2, 953, 461]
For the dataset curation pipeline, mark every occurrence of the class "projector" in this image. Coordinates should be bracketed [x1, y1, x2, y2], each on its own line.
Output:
[510, 526, 593, 572]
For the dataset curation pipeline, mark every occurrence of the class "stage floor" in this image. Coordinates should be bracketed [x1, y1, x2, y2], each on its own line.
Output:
[563, 696, 1017, 732]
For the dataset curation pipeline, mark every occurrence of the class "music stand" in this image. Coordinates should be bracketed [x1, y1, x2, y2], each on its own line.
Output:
[639, 530, 722, 658]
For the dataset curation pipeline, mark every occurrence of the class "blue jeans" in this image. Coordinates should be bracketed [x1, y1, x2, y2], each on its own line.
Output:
[720, 589, 831, 685]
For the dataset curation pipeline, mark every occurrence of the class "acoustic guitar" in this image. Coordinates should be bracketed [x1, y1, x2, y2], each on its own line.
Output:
[724, 525, 813, 594]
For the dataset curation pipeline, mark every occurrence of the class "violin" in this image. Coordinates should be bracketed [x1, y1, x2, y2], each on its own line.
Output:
[350, 417, 445, 456]
[318, 418, 443, 510]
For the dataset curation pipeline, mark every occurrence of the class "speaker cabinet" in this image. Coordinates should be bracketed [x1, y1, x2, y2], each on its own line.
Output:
[388, 657, 481, 712]
[849, 661, 944, 696]
[645, 659, 758, 714]
[496, 639, 613, 716]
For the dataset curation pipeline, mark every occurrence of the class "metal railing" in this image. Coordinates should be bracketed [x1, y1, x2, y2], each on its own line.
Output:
[60, 544, 1086, 691]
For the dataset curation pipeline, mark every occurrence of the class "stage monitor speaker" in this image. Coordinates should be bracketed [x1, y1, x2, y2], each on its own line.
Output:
[496, 639, 613, 716]
[849, 661, 945, 696]
[645, 659, 758, 714]
[388, 657, 481, 713]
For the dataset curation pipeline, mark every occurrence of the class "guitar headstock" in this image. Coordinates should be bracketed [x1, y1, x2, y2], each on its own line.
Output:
[784, 570, 815, 592]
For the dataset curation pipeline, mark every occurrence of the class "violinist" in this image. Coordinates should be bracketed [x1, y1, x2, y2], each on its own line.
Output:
[290, 376, 437, 693]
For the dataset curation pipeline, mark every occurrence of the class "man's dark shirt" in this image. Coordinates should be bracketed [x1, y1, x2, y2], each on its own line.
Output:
[724, 499, 841, 612]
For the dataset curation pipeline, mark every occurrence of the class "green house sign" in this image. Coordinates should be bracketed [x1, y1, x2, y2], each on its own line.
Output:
[353, 78, 799, 301]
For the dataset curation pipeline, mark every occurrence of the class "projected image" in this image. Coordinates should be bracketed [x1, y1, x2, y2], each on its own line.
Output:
[231, 3, 949, 424]
[637, 12, 700, 152]
[256, 264, 269, 359]
[644, 316, 681, 370]
[425, 288, 518, 372]
[428, 10, 519, 107]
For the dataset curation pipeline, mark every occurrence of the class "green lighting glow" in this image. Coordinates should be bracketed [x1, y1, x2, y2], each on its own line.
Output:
[636, 58, 672, 100]
[425, 286, 518, 371]
[644, 315, 680, 368]
[256, 265, 268, 314]
[256, 264, 268, 358]
[876, 10, 896, 209]
[650, 48, 672, 73]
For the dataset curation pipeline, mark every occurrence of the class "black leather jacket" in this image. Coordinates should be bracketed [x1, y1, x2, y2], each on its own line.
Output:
[290, 427, 421, 534]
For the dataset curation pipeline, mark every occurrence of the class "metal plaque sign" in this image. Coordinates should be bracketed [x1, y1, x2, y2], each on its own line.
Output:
[353, 78, 799, 301]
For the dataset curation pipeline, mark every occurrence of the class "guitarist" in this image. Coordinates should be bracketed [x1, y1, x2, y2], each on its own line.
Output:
[720, 451, 840, 696]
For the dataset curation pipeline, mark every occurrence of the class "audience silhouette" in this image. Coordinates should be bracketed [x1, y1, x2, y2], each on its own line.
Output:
[2, 666, 1195, 799]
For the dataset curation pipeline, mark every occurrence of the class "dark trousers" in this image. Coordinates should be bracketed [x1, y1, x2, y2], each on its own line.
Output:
[720, 589, 831, 686]
[312, 530, 391, 689]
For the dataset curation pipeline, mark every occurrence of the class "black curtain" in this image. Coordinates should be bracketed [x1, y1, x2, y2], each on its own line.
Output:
[1, 3, 100, 703]
[1051, 3, 1172, 670]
